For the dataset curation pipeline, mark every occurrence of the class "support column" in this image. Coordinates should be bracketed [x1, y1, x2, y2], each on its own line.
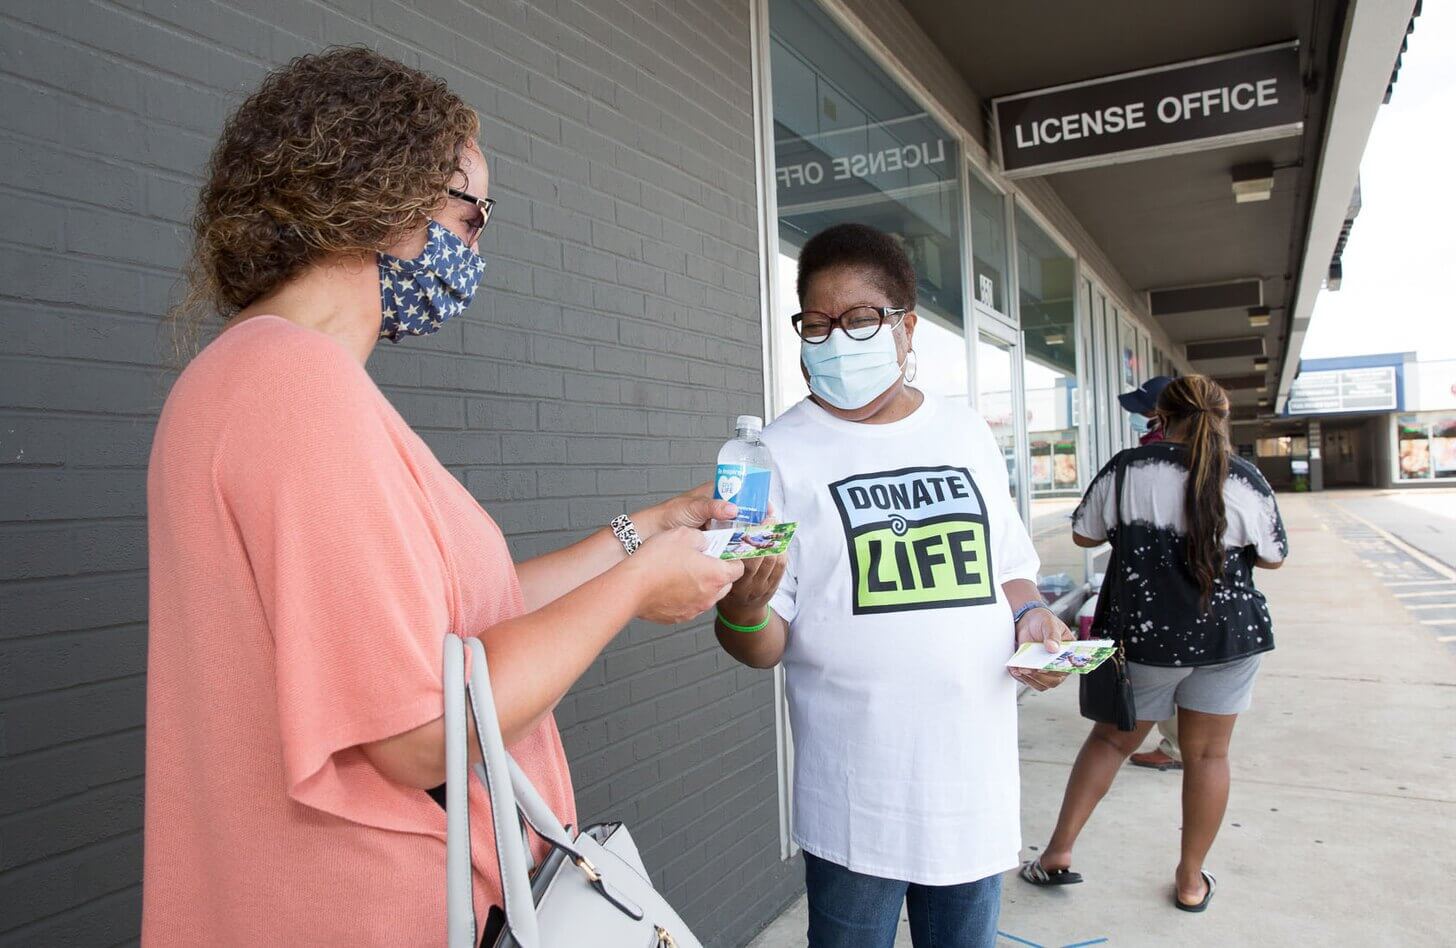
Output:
[1308, 419, 1325, 492]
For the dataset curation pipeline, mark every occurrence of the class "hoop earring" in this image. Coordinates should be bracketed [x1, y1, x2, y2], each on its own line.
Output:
[905, 349, 918, 384]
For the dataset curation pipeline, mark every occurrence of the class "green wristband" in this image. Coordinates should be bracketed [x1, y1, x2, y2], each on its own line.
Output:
[716, 607, 770, 633]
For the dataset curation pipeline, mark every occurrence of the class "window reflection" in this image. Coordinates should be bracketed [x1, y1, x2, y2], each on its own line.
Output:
[1117, 317, 1139, 449]
[1015, 208, 1079, 498]
[970, 169, 1008, 317]
[1016, 207, 1082, 593]
[768, 0, 965, 412]
[976, 335, 1017, 503]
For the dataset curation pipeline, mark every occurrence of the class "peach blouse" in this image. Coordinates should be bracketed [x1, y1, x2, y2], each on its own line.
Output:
[144, 316, 575, 945]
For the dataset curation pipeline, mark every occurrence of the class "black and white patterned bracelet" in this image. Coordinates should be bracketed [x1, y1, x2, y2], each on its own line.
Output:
[609, 514, 643, 556]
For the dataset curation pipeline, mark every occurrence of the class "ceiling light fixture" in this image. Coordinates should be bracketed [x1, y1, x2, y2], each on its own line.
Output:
[1248, 306, 1271, 328]
[1045, 333, 1065, 346]
[1232, 162, 1275, 203]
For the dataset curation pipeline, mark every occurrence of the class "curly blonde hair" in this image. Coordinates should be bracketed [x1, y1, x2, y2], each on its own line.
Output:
[169, 46, 479, 356]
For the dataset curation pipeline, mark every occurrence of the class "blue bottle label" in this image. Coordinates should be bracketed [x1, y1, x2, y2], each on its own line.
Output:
[714, 463, 771, 523]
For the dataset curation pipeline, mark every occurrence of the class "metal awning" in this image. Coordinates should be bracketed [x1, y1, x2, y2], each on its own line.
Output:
[900, 0, 1419, 418]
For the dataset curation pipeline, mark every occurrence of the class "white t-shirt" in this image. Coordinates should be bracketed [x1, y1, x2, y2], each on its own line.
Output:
[762, 393, 1039, 885]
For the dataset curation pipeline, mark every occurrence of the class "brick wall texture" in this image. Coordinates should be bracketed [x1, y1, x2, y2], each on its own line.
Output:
[0, 0, 804, 943]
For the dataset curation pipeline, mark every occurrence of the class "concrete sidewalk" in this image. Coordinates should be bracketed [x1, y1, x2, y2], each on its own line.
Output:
[747, 494, 1456, 946]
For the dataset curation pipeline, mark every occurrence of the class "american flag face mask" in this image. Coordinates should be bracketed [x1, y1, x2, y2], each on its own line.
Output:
[377, 220, 486, 342]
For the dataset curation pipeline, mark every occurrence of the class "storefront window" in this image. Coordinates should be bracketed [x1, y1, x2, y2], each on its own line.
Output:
[970, 168, 1009, 318]
[1397, 412, 1456, 480]
[1016, 208, 1078, 496]
[1015, 208, 1081, 595]
[768, 0, 965, 412]
[1138, 331, 1152, 396]
[1101, 303, 1124, 453]
[976, 334, 1019, 504]
[1086, 282, 1113, 467]
[1256, 437, 1285, 457]
[1115, 316, 1139, 449]
[1257, 436, 1309, 457]
[1077, 278, 1101, 471]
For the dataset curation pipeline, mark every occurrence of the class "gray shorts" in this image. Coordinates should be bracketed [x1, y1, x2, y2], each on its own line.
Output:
[1127, 655, 1263, 720]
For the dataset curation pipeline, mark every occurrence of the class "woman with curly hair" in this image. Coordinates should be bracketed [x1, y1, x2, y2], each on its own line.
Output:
[144, 47, 743, 944]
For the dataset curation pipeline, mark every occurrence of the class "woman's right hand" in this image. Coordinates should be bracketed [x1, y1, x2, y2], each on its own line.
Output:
[628, 527, 746, 624]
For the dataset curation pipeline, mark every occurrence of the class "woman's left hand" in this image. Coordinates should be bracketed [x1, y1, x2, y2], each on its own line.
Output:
[638, 483, 738, 537]
[1011, 607, 1075, 692]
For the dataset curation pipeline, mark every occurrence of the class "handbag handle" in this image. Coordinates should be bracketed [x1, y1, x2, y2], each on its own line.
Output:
[445, 634, 541, 948]
[445, 635, 645, 948]
[1106, 454, 1130, 651]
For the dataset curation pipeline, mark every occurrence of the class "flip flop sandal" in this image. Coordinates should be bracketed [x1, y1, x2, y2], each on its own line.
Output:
[1130, 753, 1182, 772]
[1174, 870, 1217, 912]
[1019, 858, 1083, 887]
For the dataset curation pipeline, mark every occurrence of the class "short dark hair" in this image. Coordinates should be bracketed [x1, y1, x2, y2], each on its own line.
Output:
[796, 223, 918, 310]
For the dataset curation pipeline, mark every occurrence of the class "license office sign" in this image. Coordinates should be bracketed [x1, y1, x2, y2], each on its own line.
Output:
[992, 42, 1303, 177]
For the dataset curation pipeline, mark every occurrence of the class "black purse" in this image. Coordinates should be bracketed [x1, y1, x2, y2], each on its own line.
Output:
[1078, 455, 1138, 731]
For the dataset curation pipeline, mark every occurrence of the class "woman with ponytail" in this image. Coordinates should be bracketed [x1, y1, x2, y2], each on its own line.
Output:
[1019, 375, 1288, 912]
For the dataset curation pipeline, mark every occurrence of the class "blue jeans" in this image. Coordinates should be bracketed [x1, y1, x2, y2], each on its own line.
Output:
[803, 851, 1002, 948]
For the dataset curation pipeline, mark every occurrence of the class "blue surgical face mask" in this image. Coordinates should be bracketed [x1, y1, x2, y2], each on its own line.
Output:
[1129, 413, 1152, 434]
[378, 220, 485, 342]
[801, 326, 905, 410]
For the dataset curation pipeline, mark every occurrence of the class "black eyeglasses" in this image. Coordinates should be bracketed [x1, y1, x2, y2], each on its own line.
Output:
[447, 187, 496, 243]
[791, 306, 906, 344]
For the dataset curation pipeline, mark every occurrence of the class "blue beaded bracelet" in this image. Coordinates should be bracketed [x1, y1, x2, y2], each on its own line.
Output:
[1011, 600, 1052, 624]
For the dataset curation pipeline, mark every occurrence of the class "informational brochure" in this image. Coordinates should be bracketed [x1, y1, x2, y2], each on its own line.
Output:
[1006, 638, 1116, 675]
[701, 522, 797, 560]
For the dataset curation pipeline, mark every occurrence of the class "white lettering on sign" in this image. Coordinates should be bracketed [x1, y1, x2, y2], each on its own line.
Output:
[1012, 79, 1282, 149]
[1154, 79, 1279, 123]
[1015, 102, 1145, 148]
[777, 140, 947, 190]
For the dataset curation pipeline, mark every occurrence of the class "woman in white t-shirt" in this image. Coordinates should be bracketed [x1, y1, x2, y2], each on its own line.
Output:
[716, 223, 1074, 948]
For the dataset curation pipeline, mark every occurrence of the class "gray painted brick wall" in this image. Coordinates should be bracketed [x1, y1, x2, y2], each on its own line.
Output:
[0, 0, 802, 943]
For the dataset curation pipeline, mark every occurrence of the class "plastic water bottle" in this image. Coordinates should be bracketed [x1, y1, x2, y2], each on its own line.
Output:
[712, 415, 772, 529]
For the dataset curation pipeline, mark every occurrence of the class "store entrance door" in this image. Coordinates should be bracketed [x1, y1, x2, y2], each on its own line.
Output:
[1323, 421, 1379, 487]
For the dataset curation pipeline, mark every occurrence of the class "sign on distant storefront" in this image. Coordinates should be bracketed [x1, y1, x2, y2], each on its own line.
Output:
[992, 42, 1303, 177]
[1287, 366, 1399, 415]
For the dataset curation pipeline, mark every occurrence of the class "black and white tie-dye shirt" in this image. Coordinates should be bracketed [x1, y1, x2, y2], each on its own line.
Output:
[1072, 442, 1288, 667]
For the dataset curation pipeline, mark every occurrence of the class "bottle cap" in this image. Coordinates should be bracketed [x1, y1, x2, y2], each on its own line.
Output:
[735, 414, 763, 433]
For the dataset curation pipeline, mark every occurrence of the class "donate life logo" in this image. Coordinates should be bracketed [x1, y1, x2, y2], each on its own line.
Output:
[830, 465, 996, 615]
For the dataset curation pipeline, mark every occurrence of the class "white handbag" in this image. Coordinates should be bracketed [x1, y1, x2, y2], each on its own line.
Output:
[443, 633, 702, 948]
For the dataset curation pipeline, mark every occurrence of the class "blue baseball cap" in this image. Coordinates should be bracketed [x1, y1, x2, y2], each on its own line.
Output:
[1118, 376, 1174, 415]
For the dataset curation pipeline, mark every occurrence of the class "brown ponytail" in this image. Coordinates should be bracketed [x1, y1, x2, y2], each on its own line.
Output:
[1156, 376, 1232, 612]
